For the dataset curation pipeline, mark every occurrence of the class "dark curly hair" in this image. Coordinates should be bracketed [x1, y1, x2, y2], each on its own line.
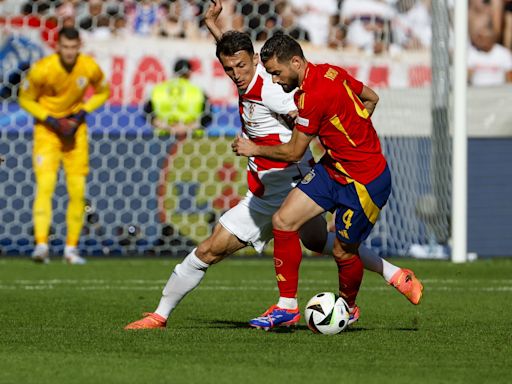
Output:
[58, 27, 80, 41]
[260, 32, 305, 63]
[216, 31, 254, 59]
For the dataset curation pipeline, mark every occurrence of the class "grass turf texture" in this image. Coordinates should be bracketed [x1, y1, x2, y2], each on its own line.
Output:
[0, 257, 511, 384]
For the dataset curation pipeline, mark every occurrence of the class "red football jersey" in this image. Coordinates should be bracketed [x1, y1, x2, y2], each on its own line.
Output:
[294, 63, 387, 185]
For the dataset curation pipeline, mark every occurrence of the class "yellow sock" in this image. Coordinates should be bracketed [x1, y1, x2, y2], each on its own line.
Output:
[65, 174, 86, 247]
[33, 172, 57, 244]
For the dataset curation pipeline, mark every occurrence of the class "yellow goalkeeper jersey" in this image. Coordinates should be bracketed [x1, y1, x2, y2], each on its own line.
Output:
[19, 53, 109, 121]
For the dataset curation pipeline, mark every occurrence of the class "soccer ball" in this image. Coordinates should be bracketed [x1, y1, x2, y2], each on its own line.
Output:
[304, 292, 350, 335]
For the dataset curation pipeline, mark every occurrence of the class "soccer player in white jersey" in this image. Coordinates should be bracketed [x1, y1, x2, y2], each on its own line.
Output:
[124, 0, 422, 330]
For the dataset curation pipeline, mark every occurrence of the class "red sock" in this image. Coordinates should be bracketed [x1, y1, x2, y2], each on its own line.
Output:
[273, 229, 302, 298]
[335, 255, 364, 308]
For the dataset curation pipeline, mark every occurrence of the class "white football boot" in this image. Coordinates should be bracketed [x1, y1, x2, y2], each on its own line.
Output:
[64, 246, 87, 265]
[31, 243, 50, 264]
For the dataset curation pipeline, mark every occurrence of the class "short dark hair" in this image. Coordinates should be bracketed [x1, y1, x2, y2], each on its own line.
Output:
[58, 27, 80, 41]
[260, 33, 305, 63]
[216, 31, 254, 59]
[174, 58, 191, 75]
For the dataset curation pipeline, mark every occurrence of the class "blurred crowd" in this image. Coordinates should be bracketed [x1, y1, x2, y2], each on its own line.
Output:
[0, 0, 511, 83]
[0, 0, 509, 51]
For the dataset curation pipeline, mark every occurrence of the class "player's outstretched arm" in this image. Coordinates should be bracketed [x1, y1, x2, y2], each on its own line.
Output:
[204, 0, 224, 42]
[358, 85, 379, 117]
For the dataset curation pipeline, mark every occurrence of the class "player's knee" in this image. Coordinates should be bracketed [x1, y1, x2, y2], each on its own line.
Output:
[272, 211, 298, 231]
[66, 175, 86, 201]
[35, 173, 57, 197]
[68, 192, 84, 205]
[332, 241, 359, 261]
[36, 184, 54, 199]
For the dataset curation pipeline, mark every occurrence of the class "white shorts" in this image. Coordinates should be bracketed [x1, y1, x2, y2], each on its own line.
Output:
[218, 196, 274, 253]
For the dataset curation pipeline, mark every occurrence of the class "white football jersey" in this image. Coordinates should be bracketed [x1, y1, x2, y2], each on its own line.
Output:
[468, 44, 512, 86]
[238, 64, 314, 214]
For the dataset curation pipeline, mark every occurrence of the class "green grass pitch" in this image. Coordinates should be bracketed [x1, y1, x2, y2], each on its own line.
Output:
[1, 257, 511, 384]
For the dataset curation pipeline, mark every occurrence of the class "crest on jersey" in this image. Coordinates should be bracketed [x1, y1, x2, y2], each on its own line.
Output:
[324, 68, 339, 81]
[301, 169, 316, 184]
[76, 76, 87, 89]
[248, 103, 255, 118]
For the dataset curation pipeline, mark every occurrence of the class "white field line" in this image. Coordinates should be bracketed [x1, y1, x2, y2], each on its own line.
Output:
[0, 278, 512, 292]
[0, 286, 512, 292]
[5, 278, 512, 285]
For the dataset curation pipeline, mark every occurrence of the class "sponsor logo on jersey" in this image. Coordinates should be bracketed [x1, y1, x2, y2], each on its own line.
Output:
[338, 229, 350, 240]
[301, 169, 316, 184]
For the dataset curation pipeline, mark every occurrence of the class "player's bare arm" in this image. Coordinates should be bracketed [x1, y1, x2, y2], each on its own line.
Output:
[232, 128, 314, 162]
[359, 85, 379, 116]
[204, 0, 224, 42]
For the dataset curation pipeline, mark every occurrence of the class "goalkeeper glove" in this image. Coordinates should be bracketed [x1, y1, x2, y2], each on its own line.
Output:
[45, 116, 61, 131]
[68, 110, 87, 123]
[56, 110, 87, 138]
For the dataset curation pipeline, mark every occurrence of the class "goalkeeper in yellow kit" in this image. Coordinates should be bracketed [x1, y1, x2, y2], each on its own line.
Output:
[18, 27, 109, 264]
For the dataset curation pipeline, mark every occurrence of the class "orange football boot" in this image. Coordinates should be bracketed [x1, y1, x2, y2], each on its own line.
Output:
[124, 312, 167, 330]
[390, 268, 424, 305]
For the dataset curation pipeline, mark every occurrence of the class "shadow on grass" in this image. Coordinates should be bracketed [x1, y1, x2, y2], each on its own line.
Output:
[393, 327, 419, 331]
[207, 320, 370, 333]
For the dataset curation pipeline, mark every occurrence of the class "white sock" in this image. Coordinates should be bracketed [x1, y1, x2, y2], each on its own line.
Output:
[381, 259, 401, 283]
[359, 245, 400, 283]
[154, 248, 209, 319]
[277, 297, 298, 309]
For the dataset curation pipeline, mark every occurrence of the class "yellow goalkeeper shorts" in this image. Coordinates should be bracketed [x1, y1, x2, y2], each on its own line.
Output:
[33, 122, 89, 176]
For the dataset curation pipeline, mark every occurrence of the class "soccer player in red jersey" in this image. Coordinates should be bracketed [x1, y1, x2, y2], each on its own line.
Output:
[233, 33, 423, 329]
[125, 2, 422, 330]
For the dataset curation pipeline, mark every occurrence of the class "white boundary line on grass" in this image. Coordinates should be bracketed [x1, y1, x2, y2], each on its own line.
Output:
[0, 278, 512, 292]
[4, 278, 512, 284]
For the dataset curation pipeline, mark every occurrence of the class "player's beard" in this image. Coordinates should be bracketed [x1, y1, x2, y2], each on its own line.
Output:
[279, 75, 299, 93]
[60, 55, 78, 72]
[59, 53, 79, 72]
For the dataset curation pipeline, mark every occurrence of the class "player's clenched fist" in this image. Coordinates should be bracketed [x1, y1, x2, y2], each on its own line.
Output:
[232, 136, 258, 157]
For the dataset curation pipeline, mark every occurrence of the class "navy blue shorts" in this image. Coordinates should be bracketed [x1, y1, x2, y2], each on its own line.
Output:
[297, 163, 391, 244]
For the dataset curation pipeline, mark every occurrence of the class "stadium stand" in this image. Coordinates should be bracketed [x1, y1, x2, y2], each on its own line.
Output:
[1, 0, 512, 258]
